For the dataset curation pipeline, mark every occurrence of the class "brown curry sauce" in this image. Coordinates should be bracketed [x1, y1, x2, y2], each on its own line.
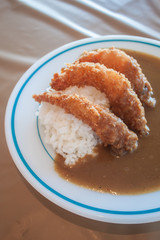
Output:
[54, 49, 160, 195]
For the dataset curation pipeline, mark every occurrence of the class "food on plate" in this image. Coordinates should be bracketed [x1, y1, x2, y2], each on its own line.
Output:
[75, 47, 156, 107]
[33, 47, 159, 194]
[50, 62, 149, 135]
[33, 90, 138, 161]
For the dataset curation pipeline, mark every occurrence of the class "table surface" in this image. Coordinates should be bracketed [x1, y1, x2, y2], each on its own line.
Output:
[1, 0, 160, 239]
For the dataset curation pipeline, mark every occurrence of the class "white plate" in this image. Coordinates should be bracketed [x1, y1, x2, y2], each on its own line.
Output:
[5, 35, 160, 224]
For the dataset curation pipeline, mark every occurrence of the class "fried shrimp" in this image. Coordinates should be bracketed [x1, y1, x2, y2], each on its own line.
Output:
[75, 47, 156, 107]
[50, 62, 149, 135]
[33, 91, 138, 154]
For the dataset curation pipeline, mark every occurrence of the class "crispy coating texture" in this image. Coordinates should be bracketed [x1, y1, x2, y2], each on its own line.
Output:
[50, 62, 149, 135]
[75, 47, 156, 107]
[33, 91, 138, 154]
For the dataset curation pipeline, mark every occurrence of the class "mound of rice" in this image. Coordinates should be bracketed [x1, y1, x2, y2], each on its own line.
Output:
[38, 86, 109, 165]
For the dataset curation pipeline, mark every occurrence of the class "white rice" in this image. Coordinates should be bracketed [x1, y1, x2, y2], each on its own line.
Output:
[62, 86, 110, 108]
[38, 86, 109, 165]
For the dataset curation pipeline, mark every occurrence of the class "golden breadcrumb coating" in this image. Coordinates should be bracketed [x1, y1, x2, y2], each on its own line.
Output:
[33, 91, 138, 154]
[75, 47, 156, 107]
[50, 62, 149, 135]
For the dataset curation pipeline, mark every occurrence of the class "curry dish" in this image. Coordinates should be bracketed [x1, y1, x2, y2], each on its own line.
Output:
[54, 49, 160, 195]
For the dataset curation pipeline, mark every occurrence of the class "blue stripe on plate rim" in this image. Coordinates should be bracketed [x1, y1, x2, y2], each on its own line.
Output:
[11, 38, 160, 216]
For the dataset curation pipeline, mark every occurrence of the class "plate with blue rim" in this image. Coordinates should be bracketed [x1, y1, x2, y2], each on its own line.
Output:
[5, 35, 160, 224]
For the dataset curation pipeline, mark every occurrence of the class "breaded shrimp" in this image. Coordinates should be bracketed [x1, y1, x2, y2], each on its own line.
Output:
[50, 62, 149, 135]
[33, 91, 138, 154]
[75, 47, 156, 107]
